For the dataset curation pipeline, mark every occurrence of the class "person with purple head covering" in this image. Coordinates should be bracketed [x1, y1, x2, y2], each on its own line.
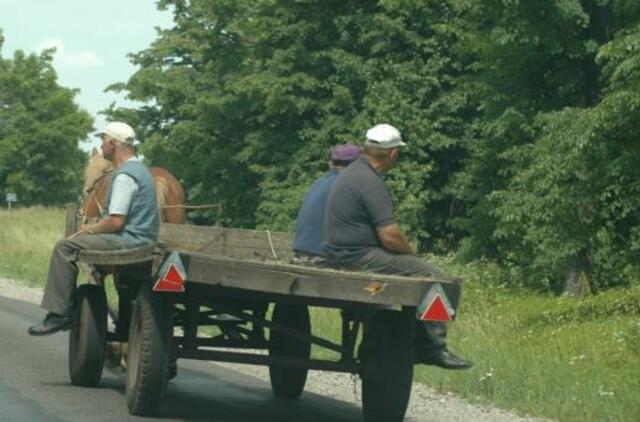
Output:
[292, 144, 360, 265]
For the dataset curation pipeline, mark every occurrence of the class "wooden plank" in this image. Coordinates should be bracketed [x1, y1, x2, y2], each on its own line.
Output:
[179, 252, 460, 307]
[64, 203, 78, 237]
[159, 223, 294, 262]
[76, 245, 156, 265]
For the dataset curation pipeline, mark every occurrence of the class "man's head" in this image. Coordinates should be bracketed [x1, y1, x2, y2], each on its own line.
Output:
[95, 121, 136, 161]
[330, 144, 360, 169]
[363, 123, 405, 173]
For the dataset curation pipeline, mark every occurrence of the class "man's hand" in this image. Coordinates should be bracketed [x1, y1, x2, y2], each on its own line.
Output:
[376, 223, 414, 254]
[74, 215, 125, 237]
[78, 224, 93, 234]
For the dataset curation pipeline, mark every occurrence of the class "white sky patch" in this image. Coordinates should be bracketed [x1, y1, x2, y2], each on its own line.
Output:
[36, 37, 102, 69]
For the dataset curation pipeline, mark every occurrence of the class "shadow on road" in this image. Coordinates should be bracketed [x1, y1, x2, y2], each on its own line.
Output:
[159, 366, 362, 422]
[42, 364, 362, 421]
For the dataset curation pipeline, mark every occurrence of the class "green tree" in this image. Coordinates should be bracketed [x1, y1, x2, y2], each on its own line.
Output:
[108, 0, 640, 292]
[108, 0, 472, 252]
[454, 1, 640, 291]
[106, 0, 260, 226]
[491, 19, 640, 292]
[0, 34, 92, 205]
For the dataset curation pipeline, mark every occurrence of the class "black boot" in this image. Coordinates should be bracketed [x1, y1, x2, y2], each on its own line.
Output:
[415, 347, 473, 370]
[414, 321, 472, 370]
[28, 312, 74, 336]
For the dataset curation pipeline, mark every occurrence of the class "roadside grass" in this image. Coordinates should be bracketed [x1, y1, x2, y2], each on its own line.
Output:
[413, 257, 640, 422]
[2, 207, 639, 421]
[308, 261, 640, 422]
[0, 206, 65, 285]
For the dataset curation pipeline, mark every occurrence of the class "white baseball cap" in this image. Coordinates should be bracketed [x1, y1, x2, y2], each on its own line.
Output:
[95, 121, 135, 144]
[365, 123, 406, 149]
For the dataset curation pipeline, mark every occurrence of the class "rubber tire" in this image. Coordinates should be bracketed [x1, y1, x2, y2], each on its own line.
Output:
[69, 284, 108, 387]
[268, 304, 311, 399]
[361, 310, 414, 422]
[125, 283, 173, 416]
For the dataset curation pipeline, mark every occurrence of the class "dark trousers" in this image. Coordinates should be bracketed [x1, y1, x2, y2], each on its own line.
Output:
[40, 234, 130, 316]
[328, 247, 462, 354]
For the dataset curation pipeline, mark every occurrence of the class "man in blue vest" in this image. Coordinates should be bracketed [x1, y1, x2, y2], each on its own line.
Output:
[292, 144, 360, 265]
[28, 121, 159, 336]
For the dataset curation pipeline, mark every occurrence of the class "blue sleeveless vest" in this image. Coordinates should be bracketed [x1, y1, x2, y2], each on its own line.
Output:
[103, 160, 159, 246]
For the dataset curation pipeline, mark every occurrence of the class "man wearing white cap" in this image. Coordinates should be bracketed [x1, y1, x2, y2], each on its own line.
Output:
[29, 121, 159, 336]
[324, 123, 472, 370]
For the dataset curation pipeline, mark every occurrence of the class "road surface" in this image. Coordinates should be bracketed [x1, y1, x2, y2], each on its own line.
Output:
[0, 294, 364, 422]
[0, 280, 547, 422]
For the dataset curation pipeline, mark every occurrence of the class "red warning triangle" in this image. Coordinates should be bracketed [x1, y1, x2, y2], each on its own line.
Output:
[153, 263, 185, 292]
[420, 294, 451, 321]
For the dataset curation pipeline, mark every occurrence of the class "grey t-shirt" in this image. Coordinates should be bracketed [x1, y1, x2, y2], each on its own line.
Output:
[324, 156, 395, 263]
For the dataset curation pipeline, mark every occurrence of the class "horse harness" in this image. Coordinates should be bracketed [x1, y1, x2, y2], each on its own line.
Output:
[82, 170, 113, 220]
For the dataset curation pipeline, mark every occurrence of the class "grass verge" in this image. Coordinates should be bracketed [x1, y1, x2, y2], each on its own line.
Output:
[413, 257, 640, 422]
[0, 206, 65, 285]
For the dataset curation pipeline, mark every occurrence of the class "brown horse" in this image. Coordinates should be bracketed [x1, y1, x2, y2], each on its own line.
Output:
[82, 148, 186, 224]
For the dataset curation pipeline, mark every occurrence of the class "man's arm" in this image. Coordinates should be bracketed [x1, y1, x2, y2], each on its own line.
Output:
[77, 173, 137, 236]
[81, 215, 126, 234]
[377, 223, 414, 254]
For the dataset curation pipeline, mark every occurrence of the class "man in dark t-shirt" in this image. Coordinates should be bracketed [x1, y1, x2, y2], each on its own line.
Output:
[324, 123, 472, 370]
[292, 144, 360, 264]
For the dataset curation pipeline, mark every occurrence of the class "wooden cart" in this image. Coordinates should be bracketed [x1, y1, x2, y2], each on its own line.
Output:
[64, 204, 460, 422]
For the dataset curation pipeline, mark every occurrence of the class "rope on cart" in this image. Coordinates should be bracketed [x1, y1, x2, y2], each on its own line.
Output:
[266, 230, 278, 259]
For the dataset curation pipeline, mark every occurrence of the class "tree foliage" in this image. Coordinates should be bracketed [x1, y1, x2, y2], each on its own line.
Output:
[451, 0, 640, 291]
[107, 0, 470, 244]
[0, 34, 91, 205]
[108, 0, 640, 291]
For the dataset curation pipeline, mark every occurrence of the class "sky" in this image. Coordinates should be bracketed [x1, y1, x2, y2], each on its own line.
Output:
[0, 0, 173, 151]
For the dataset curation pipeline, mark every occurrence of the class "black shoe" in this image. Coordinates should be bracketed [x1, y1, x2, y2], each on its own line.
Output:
[416, 348, 473, 370]
[28, 313, 74, 336]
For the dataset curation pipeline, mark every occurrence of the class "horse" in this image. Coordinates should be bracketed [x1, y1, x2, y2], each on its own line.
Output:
[81, 147, 186, 375]
[82, 147, 186, 224]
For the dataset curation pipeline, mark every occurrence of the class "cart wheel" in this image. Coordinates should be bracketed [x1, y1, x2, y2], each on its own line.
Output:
[69, 284, 108, 387]
[360, 310, 414, 422]
[125, 283, 173, 416]
[268, 303, 311, 399]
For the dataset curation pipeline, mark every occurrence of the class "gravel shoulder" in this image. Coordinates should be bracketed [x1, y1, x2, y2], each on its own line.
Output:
[1, 277, 548, 422]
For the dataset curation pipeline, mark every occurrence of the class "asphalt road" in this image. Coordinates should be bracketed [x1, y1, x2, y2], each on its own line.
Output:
[0, 295, 363, 422]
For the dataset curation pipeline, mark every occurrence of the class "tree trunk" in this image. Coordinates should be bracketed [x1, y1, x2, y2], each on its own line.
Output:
[562, 267, 591, 298]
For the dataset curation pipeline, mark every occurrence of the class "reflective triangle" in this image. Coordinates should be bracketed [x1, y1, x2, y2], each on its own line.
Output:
[416, 283, 455, 322]
[420, 294, 452, 322]
[153, 263, 186, 292]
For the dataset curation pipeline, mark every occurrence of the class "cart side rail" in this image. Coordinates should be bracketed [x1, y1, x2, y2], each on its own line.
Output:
[170, 250, 459, 307]
[158, 223, 294, 262]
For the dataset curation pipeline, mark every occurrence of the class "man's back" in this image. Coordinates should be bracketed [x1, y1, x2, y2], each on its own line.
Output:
[105, 159, 159, 246]
[293, 143, 361, 259]
[324, 157, 395, 264]
[293, 169, 338, 256]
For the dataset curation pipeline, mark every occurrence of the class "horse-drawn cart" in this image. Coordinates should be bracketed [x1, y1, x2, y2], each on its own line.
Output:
[64, 204, 461, 422]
